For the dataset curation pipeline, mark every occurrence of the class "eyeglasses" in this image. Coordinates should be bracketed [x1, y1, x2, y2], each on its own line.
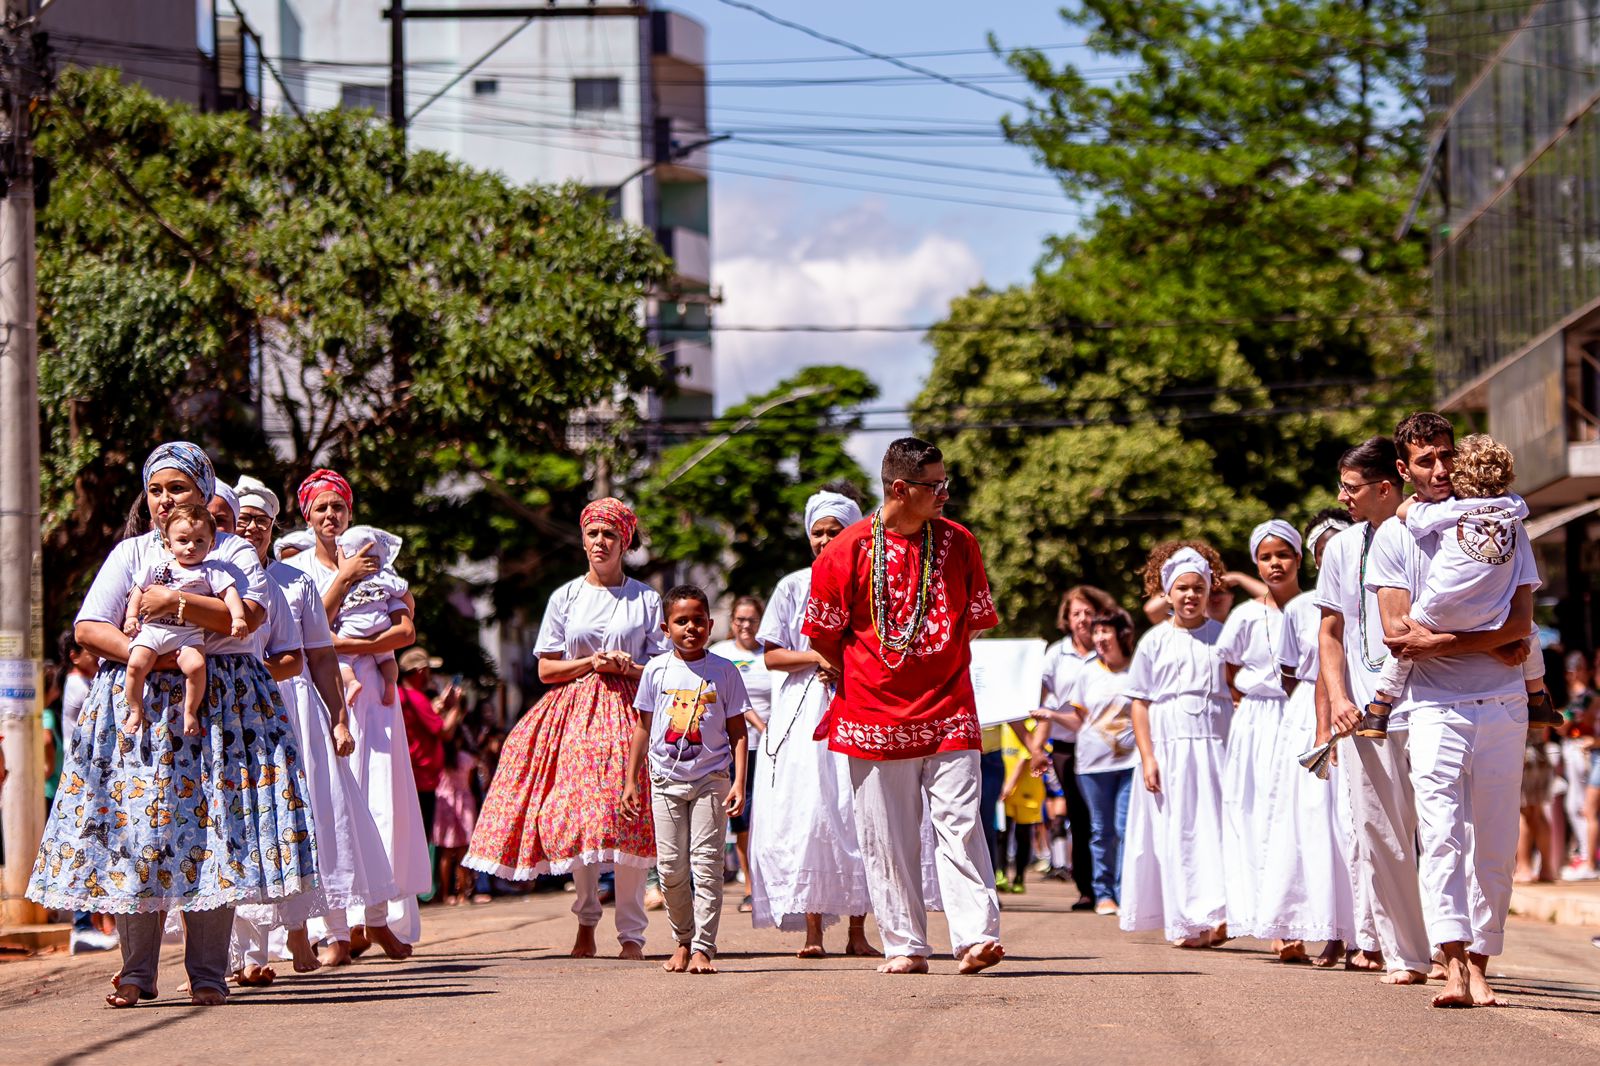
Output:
[235, 514, 275, 531]
[732, 616, 760, 626]
[901, 476, 953, 496]
[1336, 479, 1383, 495]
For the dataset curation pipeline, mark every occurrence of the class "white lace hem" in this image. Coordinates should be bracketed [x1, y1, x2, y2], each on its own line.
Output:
[28, 878, 317, 916]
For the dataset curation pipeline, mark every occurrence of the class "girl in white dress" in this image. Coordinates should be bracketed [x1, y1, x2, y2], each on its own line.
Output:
[1120, 543, 1233, 948]
[1217, 519, 1302, 956]
[748, 489, 878, 958]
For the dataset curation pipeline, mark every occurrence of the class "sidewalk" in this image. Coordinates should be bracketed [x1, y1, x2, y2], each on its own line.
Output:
[1512, 879, 1600, 927]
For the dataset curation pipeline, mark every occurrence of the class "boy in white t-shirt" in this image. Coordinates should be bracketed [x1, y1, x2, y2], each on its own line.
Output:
[1357, 434, 1557, 739]
[623, 584, 750, 975]
[122, 503, 248, 736]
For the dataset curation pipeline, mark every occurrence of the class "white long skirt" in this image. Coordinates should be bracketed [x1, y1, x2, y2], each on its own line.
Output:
[1120, 736, 1228, 941]
[1252, 682, 1354, 943]
[748, 669, 871, 930]
[1221, 691, 1286, 937]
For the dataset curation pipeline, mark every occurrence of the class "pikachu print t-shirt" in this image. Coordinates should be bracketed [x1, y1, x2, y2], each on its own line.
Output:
[634, 649, 750, 782]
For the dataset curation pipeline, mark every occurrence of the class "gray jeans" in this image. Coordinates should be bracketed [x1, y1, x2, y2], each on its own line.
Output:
[651, 771, 731, 956]
[115, 906, 235, 998]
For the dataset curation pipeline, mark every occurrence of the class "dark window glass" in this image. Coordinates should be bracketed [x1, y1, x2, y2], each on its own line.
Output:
[340, 83, 388, 117]
[574, 77, 621, 112]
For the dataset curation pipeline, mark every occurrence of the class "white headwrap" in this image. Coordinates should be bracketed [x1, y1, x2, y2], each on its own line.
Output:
[211, 483, 240, 525]
[804, 490, 862, 535]
[1249, 519, 1302, 559]
[272, 529, 314, 560]
[338, 525, 404, 571]
[1160, 547, 1212, 595]
[234, 475, 280, 522]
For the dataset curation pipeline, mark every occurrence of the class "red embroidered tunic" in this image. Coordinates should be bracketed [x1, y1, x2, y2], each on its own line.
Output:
[802, 514, 999, 760]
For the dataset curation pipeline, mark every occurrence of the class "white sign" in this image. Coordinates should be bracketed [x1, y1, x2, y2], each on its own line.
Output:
[0, 657, 37, 721]
[969, 639, 1047, 727]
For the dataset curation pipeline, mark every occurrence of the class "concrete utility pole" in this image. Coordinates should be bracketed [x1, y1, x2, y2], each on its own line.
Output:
[0, 0, 47, 927]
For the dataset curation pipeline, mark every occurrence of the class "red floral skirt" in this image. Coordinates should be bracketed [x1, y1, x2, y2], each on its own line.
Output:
[463, 673, 654, 878]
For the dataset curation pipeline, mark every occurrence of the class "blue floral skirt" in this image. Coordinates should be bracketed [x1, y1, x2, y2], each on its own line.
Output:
[28, 654, 319, 913]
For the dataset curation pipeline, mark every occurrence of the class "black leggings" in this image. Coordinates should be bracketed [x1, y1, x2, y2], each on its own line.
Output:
[1001, 818, 1036, 884]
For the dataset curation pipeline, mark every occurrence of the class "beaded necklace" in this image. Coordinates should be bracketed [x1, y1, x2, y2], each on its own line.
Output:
[1356, 524, 1386, 671]
[869, 509, 935, 667]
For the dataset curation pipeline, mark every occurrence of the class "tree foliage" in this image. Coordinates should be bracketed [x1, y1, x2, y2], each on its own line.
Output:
[634, 365, 877, 600]
[919, 0, 1431, 631]
[38, 70, 667, 671]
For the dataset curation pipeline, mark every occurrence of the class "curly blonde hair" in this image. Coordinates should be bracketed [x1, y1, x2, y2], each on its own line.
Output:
[1141, 539, 1226, 599]
[1450, 433, 1515, 498]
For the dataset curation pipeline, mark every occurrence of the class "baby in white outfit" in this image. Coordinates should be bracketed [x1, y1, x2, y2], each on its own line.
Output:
[335, 525, 411, 705]
[123, 503, 247, 735]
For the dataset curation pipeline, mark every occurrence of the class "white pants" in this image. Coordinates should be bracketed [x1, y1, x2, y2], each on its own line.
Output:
[1409, 695, 1527, 955]
[1344, 729, 1432, 973]
[848, 751, 1000, 959]
[570, 861, 649, 948]
[1333, 744, 1380, 954]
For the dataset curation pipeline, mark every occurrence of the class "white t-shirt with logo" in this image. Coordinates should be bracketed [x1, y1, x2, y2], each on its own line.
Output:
[1404, 494, 1531, 632]
[1065, 661, 1138, 774]
[634, 650, 750, 782]
[709, 638, 773, 725]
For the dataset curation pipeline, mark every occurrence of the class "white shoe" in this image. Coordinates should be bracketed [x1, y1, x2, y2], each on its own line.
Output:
[1094, 899, 1119, 916]
[70, 928, 119, 955]
[1562, 864, 1598, 882]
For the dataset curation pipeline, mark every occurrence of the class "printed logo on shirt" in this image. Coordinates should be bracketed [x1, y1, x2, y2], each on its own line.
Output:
[664, 686, 717, 757]
[1456, 505, 1517, 566]
[343, 578, 390, 610]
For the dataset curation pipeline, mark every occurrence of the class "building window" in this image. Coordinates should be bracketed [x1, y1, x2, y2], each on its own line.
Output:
[472, 78, 499, 97]
[574, 77, 621, 113]
[340, 83, 389, 117]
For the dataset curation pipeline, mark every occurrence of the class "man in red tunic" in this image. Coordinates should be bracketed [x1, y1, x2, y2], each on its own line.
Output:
[803, 437, 1005, 975]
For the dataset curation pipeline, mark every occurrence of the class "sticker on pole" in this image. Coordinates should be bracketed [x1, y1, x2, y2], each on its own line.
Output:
[0, 657, 37, 720]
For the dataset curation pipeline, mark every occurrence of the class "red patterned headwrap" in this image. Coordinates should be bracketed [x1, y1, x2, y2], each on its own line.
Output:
[580, 497, 638, 546]
[297, 469, 354, 517]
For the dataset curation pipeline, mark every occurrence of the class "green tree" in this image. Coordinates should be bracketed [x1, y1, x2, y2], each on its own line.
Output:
[635, 365, 878, 600]
[918, 0, 1430, 631]
[38, 70, 667, 671]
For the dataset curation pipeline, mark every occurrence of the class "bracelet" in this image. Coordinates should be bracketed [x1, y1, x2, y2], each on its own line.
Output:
[177, 592, 187, 625]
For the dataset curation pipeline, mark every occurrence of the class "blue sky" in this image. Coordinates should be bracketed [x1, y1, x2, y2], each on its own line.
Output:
[663, 1, 1087, 455]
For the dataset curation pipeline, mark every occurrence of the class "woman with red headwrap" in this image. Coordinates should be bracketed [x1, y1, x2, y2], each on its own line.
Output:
[465, 498, 667, 960]
[288, 468, 432, 963]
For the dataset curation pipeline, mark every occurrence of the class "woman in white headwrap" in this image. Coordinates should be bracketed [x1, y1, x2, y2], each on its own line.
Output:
[1119, 542, 1233, 948]
[1255, 510, 1356, 967]
[747, 488, 879, 958]
[1216, 519, 1304, 956]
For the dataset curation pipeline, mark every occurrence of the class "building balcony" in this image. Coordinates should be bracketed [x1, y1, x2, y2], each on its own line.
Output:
[657, 226, 710, 285]
[665, 338, 713, 398]
[651, 11, 706, 69]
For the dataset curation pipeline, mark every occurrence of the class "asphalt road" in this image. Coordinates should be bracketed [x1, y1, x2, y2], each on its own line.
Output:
[5, 878, 1600, 1065]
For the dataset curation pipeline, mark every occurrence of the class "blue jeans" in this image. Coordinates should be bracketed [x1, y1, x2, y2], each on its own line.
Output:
[979, 750, 1006, 875]
[1079, 768, 1133, 903]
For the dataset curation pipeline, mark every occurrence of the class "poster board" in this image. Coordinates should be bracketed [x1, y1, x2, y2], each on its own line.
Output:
[969, 638, 1047, 727]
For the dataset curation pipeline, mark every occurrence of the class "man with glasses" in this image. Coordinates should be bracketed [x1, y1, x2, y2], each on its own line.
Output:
[1315, 435, 1431, 985]
[802, 437, 1006, 975]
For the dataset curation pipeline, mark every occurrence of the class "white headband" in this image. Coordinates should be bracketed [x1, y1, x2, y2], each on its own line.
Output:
[1249, 519, 1302, 559]
[1304, 515, 1351, 553]
[804, 490, 862, 535]
[234, 475, 280, 522]
[1160, 547, 1212, 595]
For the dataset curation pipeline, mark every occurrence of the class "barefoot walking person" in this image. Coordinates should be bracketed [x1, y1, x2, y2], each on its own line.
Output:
[465, 498, 665, 959]
[289, 469, 429, 958]
[28, 442, 317, 1008]
[748, 488, 878, 958]
[1119, 543, 1232, 949]
[1365, 414, 1540, 1008]
[802, 438, 1005, 976]
[1316, 437, 1430, 982]
[230, 476, 396, 972]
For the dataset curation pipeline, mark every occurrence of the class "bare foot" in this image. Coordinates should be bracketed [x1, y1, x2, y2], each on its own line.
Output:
[1429, 962, 1448, 982]
[1467, 953, 1500, 1007]
[663, 945, 690, 973]
[688, 950, 717, 974]
[878, 955, 930, 974]
[105, 983, 147, 1008]
[845, 929, 882, 958]
[366, 925, 413, 961]
[1431, 958, 1473, 1008]
[1312, 942, 1344, 969]
[618, 941, 646, 961]
[958, 941, 1005, 975]
[1380, 969, 1428, 985]
[190, 987, 227, 1007]
[318, 940, 354, 967]
[1275, 939, 1310, 963]
[796, 943, 827, 959]
[286, 929, 322, 974]
[348, 926, 372, 958]
[1210, 923, 1230, 946]
[1346, 950, 1385, 972]
[234, 965, 275, 986]
[1176, 935, 1212, 949]
[570, 925, 597, 959]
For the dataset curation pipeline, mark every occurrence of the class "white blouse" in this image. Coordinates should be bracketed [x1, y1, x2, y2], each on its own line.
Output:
[1125, 619, 1231, 741]
[533, 576, 667, 664]
[756, 568, 811, 655]
[1278, 590, 1321, 683]
[1217, 600, 1287, 699]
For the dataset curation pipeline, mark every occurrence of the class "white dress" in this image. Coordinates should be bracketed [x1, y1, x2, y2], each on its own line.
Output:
[1119, 619, 1232, 941]
[289, 549, 432, 942]
[747, 568, 871, 930]
[1253, 590, 1354, 943]
[1216, 599, 1287, 939]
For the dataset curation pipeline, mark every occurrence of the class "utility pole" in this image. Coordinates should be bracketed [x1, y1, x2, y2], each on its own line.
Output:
[387, 0, 405, 143]
[0, 0, 48, 927]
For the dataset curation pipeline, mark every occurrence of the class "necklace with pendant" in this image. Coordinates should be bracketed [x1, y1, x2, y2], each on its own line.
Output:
[870, 510, 935, 668]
